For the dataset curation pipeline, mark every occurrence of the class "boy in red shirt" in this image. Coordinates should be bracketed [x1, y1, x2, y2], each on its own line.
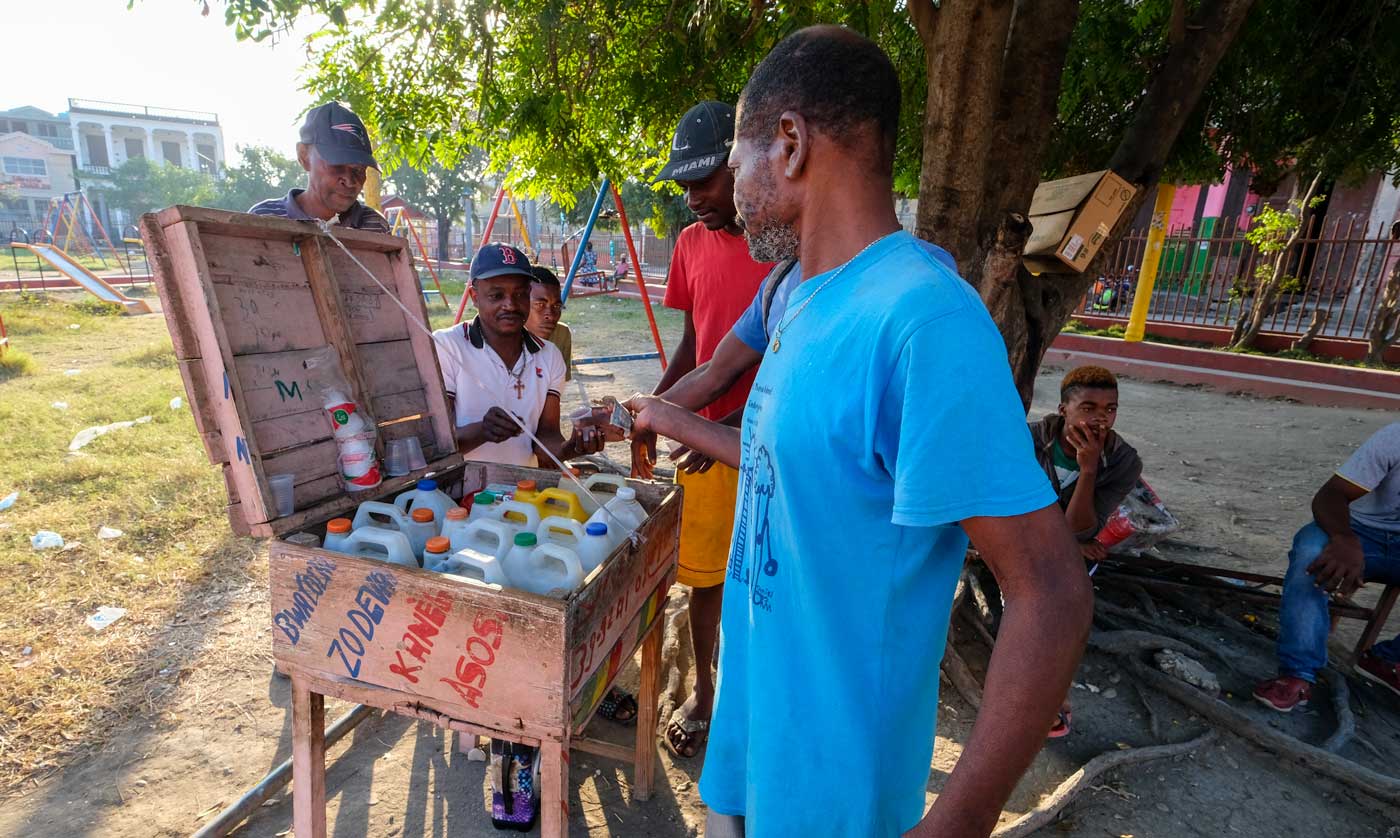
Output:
[633, 101, 774, 759]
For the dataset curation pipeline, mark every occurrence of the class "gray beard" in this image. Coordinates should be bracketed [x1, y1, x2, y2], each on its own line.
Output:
[744, 221, 799, 263]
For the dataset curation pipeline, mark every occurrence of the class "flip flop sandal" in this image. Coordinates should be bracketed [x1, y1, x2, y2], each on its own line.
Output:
[1048, 709, 1071, 739]
[598, 687, 638, 725]
[663, 709, 710, 759]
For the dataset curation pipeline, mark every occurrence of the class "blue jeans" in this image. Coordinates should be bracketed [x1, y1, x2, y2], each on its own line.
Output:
[1278, 519, 1400, 682]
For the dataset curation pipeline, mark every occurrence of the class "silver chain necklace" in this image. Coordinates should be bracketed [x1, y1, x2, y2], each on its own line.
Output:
[770, 232, 896, 354]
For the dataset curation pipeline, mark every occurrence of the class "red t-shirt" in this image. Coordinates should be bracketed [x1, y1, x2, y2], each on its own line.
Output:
[662, 223, 774, 420]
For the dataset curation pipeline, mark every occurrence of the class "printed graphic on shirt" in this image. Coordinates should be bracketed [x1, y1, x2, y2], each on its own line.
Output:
[730, 387, 778, 612]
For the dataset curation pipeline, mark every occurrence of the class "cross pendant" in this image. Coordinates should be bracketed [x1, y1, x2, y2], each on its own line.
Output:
[770, 337, 780, 353]
[513, 379, 525, 398]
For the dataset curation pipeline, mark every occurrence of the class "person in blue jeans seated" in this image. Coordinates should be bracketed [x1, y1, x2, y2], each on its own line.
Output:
[1254, 422, 1400, 711]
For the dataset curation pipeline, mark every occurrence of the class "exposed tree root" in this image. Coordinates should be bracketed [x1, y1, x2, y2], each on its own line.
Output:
[1324, 668, 1357, 754]
[991, 731, 1217, 838]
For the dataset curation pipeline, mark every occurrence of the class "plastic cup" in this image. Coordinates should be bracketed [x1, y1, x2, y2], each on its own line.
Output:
[404, 436, 427, 471]
[268, 473, 296, 517]
[385, 438, 410, 477]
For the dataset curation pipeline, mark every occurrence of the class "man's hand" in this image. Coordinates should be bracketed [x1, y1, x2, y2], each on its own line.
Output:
[1064, 422, 1104, 473]
[623, 394, 674, 436]
[567, 424, 605, 457]
[670, 444, 716, 474]
[1080, 540, 1108, 562]
[1307, 534, 1366, 596]
[482, 406, 523, 443]
[631, 429, 658, 479]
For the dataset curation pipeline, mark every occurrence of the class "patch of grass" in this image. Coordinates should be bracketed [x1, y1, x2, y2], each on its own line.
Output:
[70, 298, 124, 317]
[0, 296, 234, 790]
[0, 349, 35, 380]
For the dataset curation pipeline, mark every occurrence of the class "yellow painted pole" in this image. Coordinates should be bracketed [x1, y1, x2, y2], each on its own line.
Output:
[506, 191, 533, 255]
[1124, 183, 1176, 342]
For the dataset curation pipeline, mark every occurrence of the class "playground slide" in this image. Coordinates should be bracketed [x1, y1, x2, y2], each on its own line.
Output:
[12, 243, 151, 315]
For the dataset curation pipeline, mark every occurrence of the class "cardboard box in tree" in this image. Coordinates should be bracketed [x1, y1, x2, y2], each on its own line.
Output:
[1022, 170, 1137, 274]
[139, 207, 681, 838]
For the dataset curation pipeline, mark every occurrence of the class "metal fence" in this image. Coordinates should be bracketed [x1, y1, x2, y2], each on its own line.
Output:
[1076, 217, 1399, 341]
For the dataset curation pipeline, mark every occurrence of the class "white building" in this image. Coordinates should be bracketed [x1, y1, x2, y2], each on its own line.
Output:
[67, 98, 225, 178]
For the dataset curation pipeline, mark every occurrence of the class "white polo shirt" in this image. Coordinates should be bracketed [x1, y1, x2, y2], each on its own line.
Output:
[432, 318, 567, 466]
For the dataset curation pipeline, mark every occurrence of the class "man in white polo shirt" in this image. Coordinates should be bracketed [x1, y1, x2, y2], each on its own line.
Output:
[433, 242, 601, 466]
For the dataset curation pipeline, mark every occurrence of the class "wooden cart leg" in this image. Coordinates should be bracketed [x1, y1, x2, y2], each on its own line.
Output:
[632, 615, 664, 802]
[290, 674, 327, 838]
[539, 737, 569, 838]
[1356, 584, 1400, 658]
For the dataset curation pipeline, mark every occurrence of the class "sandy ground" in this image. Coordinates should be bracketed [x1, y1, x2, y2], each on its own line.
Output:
[3, 360, 1400, 838]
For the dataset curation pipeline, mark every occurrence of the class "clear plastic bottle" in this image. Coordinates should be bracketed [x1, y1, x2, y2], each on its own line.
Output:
[323, 517, 353, 554]
[422, 536, 452, 572]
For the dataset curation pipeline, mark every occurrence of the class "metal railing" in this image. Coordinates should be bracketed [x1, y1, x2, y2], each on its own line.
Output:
[79, 164, 114, 177]
[68, 98, 219, 125]
[1076, 217, 1399, 342]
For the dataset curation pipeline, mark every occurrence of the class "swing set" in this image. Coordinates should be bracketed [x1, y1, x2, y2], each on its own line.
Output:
[42, 191, 121, 270]
[453, 176, 667, 370]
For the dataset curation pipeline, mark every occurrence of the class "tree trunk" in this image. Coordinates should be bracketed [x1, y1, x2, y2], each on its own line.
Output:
[437, 214, 451, 263]
[1004, 0, 1258, 401]
[913, 0, 1017, 268]
[1293, 309, 1330, 353]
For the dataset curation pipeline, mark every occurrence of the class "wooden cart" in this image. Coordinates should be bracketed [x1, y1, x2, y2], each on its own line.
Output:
[141, 207, 681, 837]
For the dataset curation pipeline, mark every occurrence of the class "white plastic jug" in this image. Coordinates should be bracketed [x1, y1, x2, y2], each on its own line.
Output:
[440, 548, 509, 587]
[497, 498, 541, 535]
[577, 522, 614, 574]
[536, 515, 586, 551]
[352, 500, 412, 533]
[422, 536, 452, 572]
[405, 508, 437, 561]
[577, 473, 628, 516]
[323, 518, 354, 554]
[503, 532, 584, 597]
[453, 518, 515, 562]
[393, 478, 455, 531]
[467, 491, 500, 524]
[440, 507, 472, 552]
[342, 527, 417, 568]
[587, 486, 646, 542]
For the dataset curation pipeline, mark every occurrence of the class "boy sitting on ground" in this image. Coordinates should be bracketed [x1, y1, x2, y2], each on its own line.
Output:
[1029, 365, 1143, 738]
[527, 266, 572, 381]
[1029, 365, 1143, 562]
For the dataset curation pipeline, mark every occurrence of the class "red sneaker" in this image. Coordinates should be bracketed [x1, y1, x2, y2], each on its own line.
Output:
[1252, 676, 1312, 712]
[1355, 652, 1400, 698]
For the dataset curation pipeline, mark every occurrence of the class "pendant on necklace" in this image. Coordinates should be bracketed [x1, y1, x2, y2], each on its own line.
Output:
[771, 337, 781, 353]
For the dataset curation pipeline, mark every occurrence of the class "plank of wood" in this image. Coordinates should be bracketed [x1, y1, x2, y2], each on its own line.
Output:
[202, 232, 328, 356]
[358, 340, 424, 399]
[632, 615, 663, 802]
[163, 220, 275, 525]
[538, 737, 568, 838]
[153, 205, 403, 251]
[325, 246, 412, 344]
[269, 539, 569, 731]
[139, 213, 198, 360]
[175, 358, 223, 464]
[230, 348, 332, 424]
[304, 238, 379, 435]
[290, 675, 327, 838]
[386, 248, 457, 457]
[570, 736, 634, 764]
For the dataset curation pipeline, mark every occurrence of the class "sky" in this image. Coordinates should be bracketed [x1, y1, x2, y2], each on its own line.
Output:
[5, 0, 324, 158]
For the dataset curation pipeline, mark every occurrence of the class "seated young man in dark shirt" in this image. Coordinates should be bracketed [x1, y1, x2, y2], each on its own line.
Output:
[1028, 365, 1142, 737]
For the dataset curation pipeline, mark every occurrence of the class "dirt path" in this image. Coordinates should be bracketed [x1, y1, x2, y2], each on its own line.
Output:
[3, 363, 1399, 837]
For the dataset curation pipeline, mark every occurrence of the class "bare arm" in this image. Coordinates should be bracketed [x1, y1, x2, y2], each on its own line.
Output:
[446, 394, 523, 454]
[908, 505, 1091, 838]
[1307, 474, 1370, 595]
[1061, 422, 1103, 537]
[660, 331, 764, 411]
[532, 393, 603, 463]
[625, 396, 741, 470]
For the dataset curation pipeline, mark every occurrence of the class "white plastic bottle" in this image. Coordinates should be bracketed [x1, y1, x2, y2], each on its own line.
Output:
[394, 478, 455, 532]
[342, 527, 416, 568]
[576, 522, 613, 574]
[440, 507, 471, 551]
[440, 546, 509, 587]
[503, 532, 584, 596]
[453, 518, 514, 562]
[352, 500, 411, 533]
[496, 499, 541, 538]
[405, 508, 436, 562]
[536, 516, 586, 551]
[323, 517, 354, 554]
[587, 486, 646, 543]
[578, 473, 628, 516]
[467, 491, 501, 524]
[422, 536, 452, 572]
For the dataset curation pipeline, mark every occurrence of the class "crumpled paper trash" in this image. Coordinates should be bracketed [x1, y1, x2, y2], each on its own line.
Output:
[85, 607, 127, 631]
[69, 416, 153, 452]
[31, 531, 64, 550]
[0, 491, 17, 512]
[98, 526, 123, 540]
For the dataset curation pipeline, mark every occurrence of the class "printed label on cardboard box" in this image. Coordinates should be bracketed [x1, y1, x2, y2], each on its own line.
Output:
[1062, 234, 1085, 261]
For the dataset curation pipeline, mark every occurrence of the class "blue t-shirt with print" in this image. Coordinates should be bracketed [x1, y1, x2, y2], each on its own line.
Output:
[698, 231, 1054, 836]
[730, 239, 959, 352]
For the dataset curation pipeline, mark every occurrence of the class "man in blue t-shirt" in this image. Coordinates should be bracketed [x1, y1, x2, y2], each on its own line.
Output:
[626, 25, 1091, 838]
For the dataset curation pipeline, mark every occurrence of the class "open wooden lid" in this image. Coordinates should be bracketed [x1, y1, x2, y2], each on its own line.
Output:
[140, 206, 461, 537]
